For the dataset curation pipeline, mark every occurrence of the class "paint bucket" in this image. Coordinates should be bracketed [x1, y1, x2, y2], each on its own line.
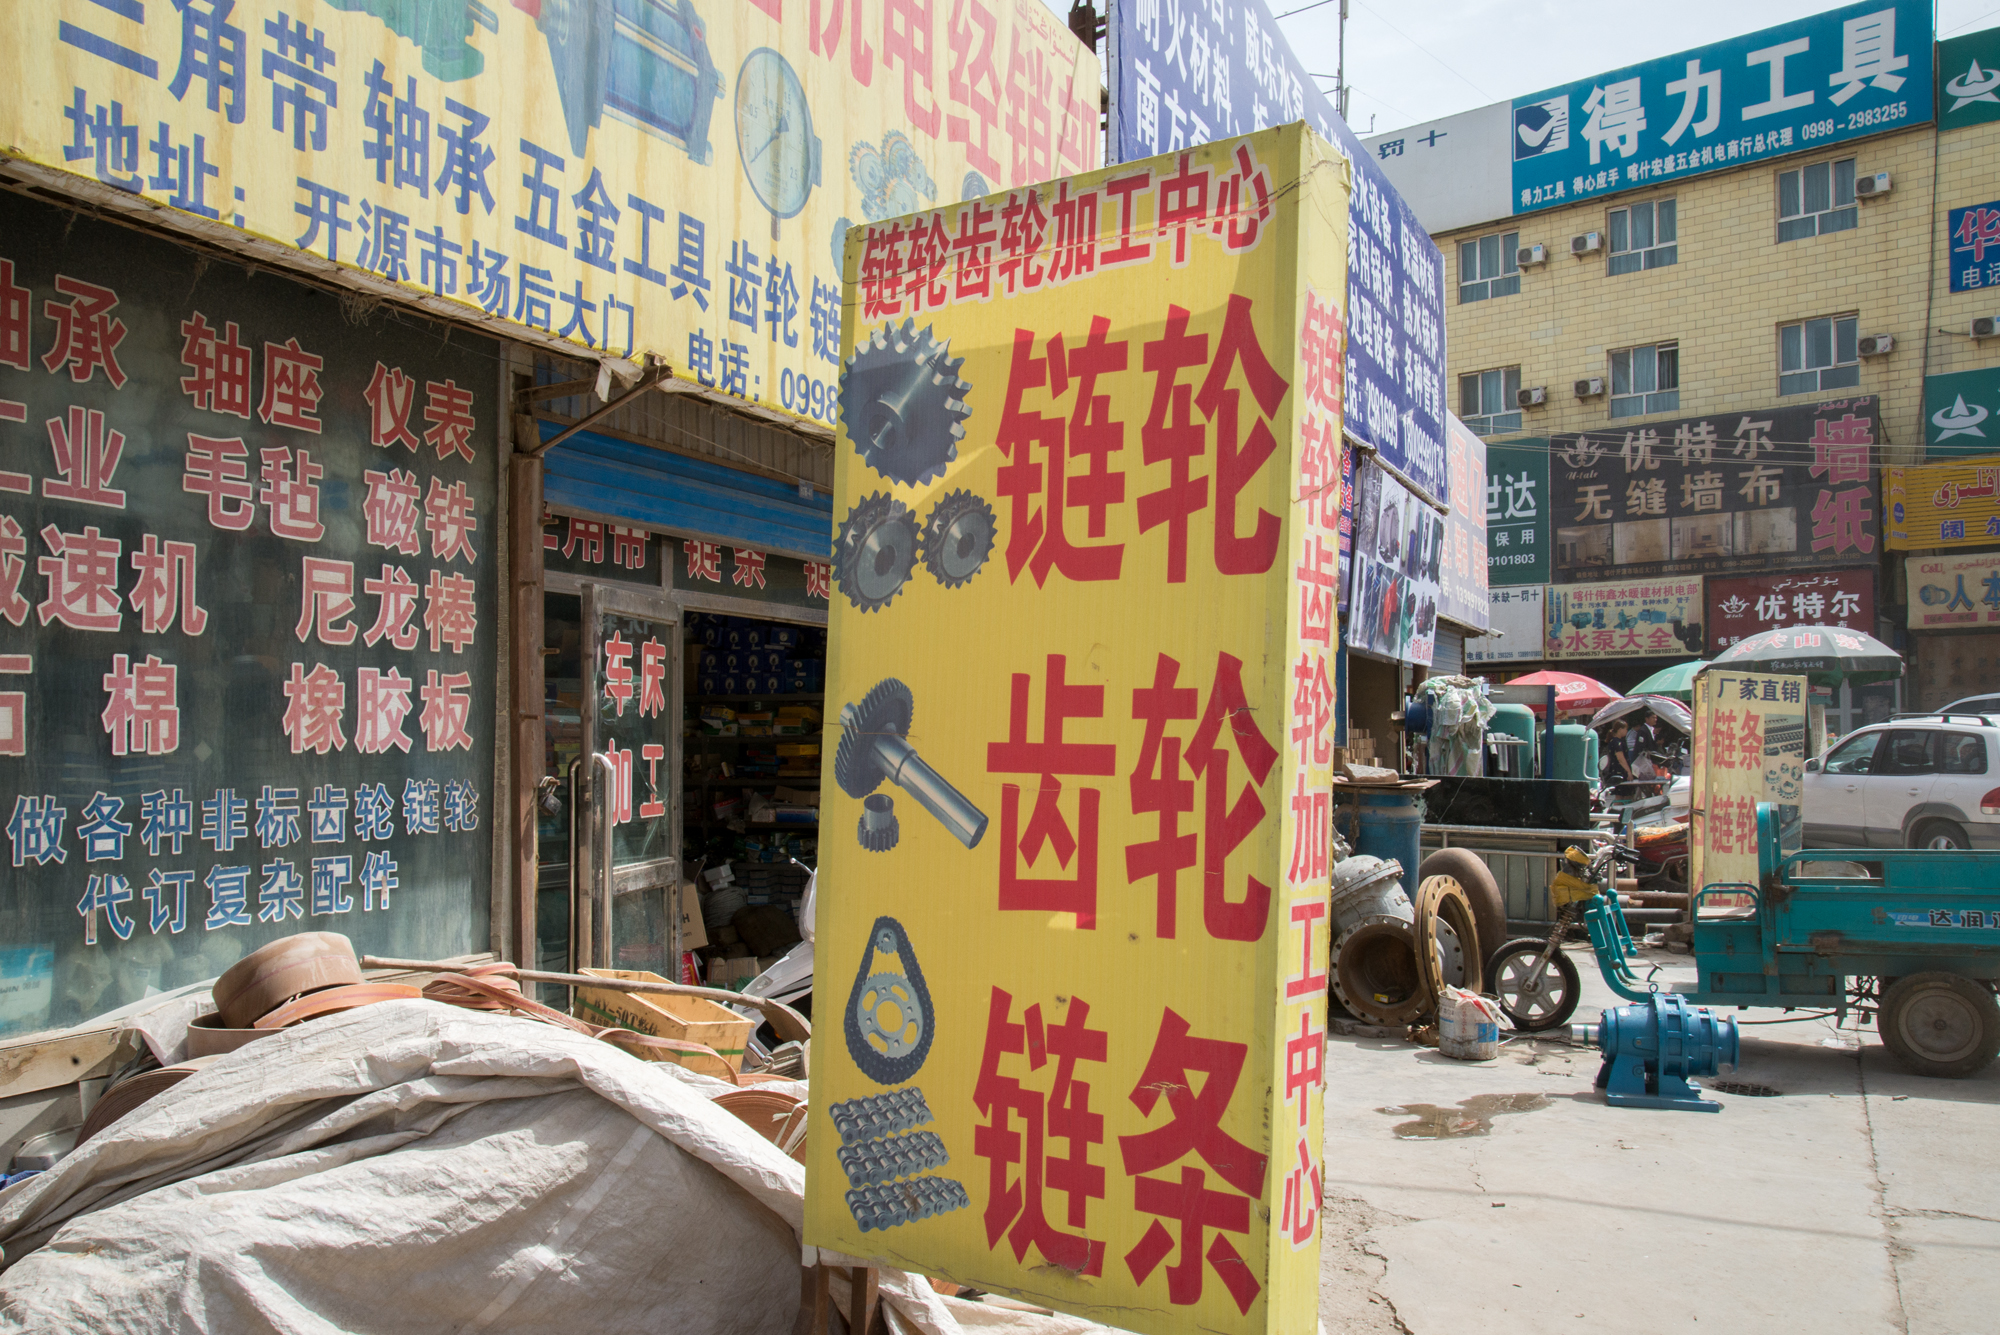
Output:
[1438, 986, 1502, 1061]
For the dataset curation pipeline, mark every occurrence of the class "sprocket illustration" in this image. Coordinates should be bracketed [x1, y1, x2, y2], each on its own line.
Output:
[839, 319, 971, 486]
[834, 493, 919, 613]
[919, 489, 996, 589]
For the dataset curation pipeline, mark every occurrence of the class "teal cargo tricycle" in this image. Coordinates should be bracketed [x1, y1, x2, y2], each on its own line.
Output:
[1486, 805, 2000, 1078]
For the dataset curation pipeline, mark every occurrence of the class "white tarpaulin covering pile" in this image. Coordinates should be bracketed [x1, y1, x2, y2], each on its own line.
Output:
[0, 1000, 1119, 1335]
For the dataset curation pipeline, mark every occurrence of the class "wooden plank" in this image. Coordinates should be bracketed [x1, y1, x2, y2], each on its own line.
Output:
[0, 1026, 139, 1100]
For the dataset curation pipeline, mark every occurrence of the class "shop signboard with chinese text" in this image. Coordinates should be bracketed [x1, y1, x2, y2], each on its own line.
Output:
[0, 0, 1097, 436]
[1691, 670, 1805, 896]
[1939, 24, 2000, 131]
[1948, 199, 2000, 294]
[1707, 569, 1875, 652]
[1923, 368, 2000, 459]
[1544, 579, 1704, 660]
[1905, 553, 2000, 630]
[1438, 416, 1489, 631]
[1885, 454, 2000, 548]
[1466, 586, 1545, 664]
[0, 193, 497, 1037]
[1106, 0, 1448, 505]
[1511, 0, 1932, 214]
[805, 125, 1346, 1334]
[1551, 397, 1879, 582]
[1346, 461, 1442, 666]
[1484, 440, 1550, 586]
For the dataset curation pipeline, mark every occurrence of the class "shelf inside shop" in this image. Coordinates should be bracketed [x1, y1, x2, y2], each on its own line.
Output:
[690, 694, 825, 704]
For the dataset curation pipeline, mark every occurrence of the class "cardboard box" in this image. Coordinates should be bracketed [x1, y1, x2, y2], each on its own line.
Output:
[574, 968, 752, 1076]
[678, 882, 708, 951]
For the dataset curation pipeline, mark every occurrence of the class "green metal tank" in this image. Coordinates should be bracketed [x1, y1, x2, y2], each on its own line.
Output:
[1487, 702, 1538, 778]
[1549, 722, 1599, 783]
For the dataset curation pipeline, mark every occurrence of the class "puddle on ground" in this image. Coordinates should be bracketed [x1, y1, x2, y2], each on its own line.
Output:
[1376, 1093, 1551, 1139]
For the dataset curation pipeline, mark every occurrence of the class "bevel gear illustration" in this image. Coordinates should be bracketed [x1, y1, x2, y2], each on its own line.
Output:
[834, 492, 918, 613]
[919, 489, 996, 589]
[836, 678, 988, 849]
[839, 319, 971, 486]
[845, 917, 935, 1085]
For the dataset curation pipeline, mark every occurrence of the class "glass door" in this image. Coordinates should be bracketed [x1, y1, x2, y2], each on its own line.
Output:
[575, 582, 681, 977]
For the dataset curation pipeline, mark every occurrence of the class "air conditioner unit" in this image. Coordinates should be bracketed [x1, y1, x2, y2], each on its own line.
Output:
[1571, 232, 1602, 256]
[1517, 386, 1547, 408]
[1516, 243, 1547, 267]
[1975, 316, 1999, 339]
[1857, 333, 1894, 356]
[1574, 376, 1605, 398]
[1855, 172, 1892, 198]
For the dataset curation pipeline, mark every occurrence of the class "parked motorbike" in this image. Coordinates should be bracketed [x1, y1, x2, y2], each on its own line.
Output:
[736, 859, 815, 1055]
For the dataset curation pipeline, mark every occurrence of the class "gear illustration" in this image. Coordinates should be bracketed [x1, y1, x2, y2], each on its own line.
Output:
[839, 319, 971, 486]
[834, 493, 919, 613]
[836, 678, 989, 848]
[919, 490, 996, 589]
[857, 793, 900, 852]
[845, 917, 935, 1085]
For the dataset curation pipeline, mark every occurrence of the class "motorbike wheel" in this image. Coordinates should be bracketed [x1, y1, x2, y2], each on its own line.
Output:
[1485, 937, 1582, 1032]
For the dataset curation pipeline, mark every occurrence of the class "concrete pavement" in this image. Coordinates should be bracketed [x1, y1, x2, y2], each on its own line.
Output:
[1318, 943, 2000, 1335]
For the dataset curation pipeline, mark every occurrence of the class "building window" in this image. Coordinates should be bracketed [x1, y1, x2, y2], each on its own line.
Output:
[1459, 367, 1522, 435]
[1458, 231, 1520, 303]
[1610, 343, 1679, 419]
[1608, 199, 1676, 275]
[1778, 159, 1858, 242]
[1780, 315, 1860, 396]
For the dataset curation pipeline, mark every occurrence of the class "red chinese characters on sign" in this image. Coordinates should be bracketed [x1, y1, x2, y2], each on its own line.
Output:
[364, 362, 421, 450]
[987, 653, 1116, 927]
[38, 524, 122, 632]
[102, 653, 179, 756]
[639, 638, 668, 717]
[258, 338, 324, 433]
[0, 517, 30, 627]
[1119, 1010, 1267, 1315]
[985, 298, 1287, 590]
[805, 560, 832, 600]
[184, 434, 256, 529]
[684, 539, 722, 583]
[424, 478, 478, 563]
[129, 535, 207, 635]
[44, 405, 126, 508]
[260, 447, 325, 541]
[603, 630, 635, 716]
[355, 667, 414, 754]
[1124, 652, 1279, 941]
[1, 261, 32, 373]
[282, 662, 347, 755]
[363, 564, 421, 649]
[1706, 794, 1760, 855]
[43, 276, 128, 389]
[363, 468, 423, 554]
[423, 379, 477, 461]
[732, 547, 767, 589]
[179, 313, 254, 419]
[972, 988, 1109, 1276]
[421, 669, 473, 751]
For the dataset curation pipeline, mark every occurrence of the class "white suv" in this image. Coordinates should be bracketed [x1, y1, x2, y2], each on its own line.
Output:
[1803, 714, 2000, 850]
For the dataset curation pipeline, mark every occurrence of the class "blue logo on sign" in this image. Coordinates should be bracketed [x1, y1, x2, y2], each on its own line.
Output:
[1513, 96, 1569, 159]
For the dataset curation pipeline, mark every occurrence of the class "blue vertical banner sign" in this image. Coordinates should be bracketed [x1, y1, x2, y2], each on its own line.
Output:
[1510, 0, 1933, 214]
[1106, 0, 1449, 506]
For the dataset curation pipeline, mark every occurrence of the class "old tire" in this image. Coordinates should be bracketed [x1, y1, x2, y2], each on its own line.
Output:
[1880, 972, 2000, 1078]
[1485, 937, 1581, 1032]
[1419, 848, 1506, 972]
[1911, 819, 1972, 851]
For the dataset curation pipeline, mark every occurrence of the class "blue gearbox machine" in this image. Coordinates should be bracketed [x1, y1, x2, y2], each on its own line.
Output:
[1573, 992, 1741, 1112]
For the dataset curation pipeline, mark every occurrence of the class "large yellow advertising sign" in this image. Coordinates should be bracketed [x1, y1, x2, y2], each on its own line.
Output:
[806, 124, 1347, 1334]
[0, 0, 1098, 432]
[1885, 455, 2000, 550]
[1690, 670, 1805, 896]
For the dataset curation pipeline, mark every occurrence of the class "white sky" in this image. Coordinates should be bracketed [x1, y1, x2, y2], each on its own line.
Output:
[1046, 0, 2000, 138]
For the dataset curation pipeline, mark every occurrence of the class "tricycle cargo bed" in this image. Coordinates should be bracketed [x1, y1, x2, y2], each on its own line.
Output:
[1759, 849, 2000, 975]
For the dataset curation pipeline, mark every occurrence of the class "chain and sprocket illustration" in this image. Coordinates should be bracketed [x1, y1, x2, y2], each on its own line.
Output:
[919, 489, 996, 589]
[838, 319, 971, 487]
[845, 916, 934, 1085]
[833, 492, 918, 613]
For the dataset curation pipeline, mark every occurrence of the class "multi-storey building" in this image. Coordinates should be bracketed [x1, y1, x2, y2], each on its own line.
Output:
[1368, 4, 2000, 727]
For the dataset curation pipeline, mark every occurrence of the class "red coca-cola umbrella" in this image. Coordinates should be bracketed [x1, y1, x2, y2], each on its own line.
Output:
[1503, 670, 1622, 715]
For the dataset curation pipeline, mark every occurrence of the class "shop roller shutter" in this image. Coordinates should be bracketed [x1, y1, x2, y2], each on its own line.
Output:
[1432, 625, 1465, 676]
[539, 423, 834, 558]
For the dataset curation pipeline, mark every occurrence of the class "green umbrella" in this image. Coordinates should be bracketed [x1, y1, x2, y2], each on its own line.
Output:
[1702, 626, 1902, 687]
[1627, 660, 1709, 700]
